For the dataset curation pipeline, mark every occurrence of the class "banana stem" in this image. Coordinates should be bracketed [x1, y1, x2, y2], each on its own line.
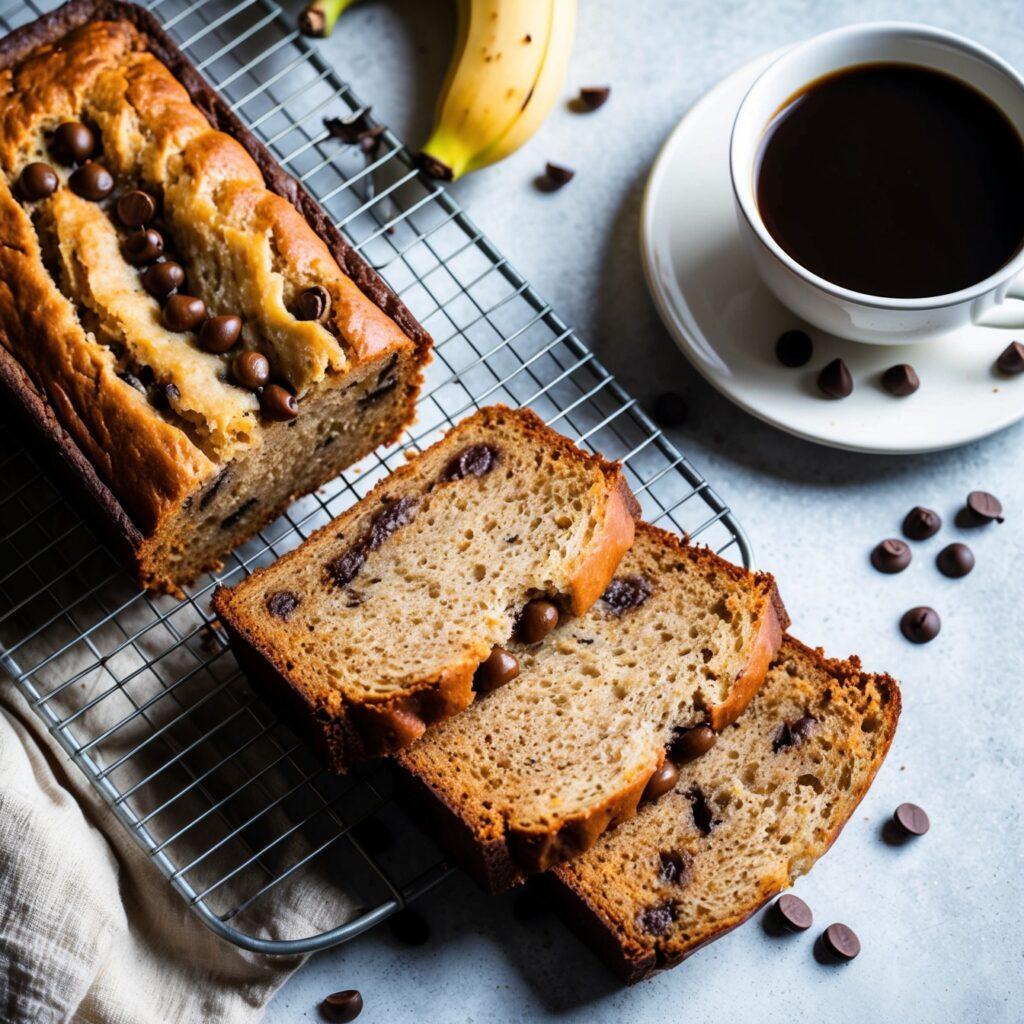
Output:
[298, 0, 359, 38]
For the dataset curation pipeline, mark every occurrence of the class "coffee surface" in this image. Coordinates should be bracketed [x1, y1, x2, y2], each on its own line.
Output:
[756, 63, 1024, 298]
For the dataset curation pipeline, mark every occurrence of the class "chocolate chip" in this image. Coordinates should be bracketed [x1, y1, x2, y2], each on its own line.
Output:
[473, 646, 520, 693]
[870, 538, 911, 574]
[774, 894, 813, 933]
[357, 376, 398, 406]
[260, 383, 299, 421]
[69, 161, 114, 201]
[199, 467, 230, 510]
[996, 340, 1024, 375]
[163, 294, 207, 332]
[517, 599, 559, 643]
[142, 260, 185, 300]
[893, 802, 930, 837]
[199, 314, 243, 354]
[17, 162, 58, 201]
[294, 285, 331, 322]
[881, 363, 920, 396]
[123, 227, 164, 266]
[368, 497, 419, 550]
[775, 329, 813, 367]
[637, 901, 675, 936]
[325, 548, 366, 589]
[817, 357, 853, 398]
[658, 850, 690, 885]
[321, 989, 363, 1022]
[936, 542, 974, 578]
[542, 162, 574, 190]
[900, 606, 940, 644]
[233, 350, 270, 389]
[668, 724, 716, 764]
[642, 761, 679, 803]
[577, 86, 611, 110]
[772, 715, 816, 752]
[220, 497, 257, 529]
[324, 111, 374, 144]
[600, 574, 653, 614]
[116, 189, 156, 227]
[687, 785, 715, 835]
[902, 506, 941, 540]
[52, 121, 96, 165]
[266, 590, 300, 620]
[821, 923, 860, 962]
[652, 391, 687, 427]
[387, 908, 429, 945]
[442, 443, 500, 481]
[964, 490, 1004, 524]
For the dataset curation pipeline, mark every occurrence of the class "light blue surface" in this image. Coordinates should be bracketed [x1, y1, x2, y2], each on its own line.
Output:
[268, 2, 1024, 1020]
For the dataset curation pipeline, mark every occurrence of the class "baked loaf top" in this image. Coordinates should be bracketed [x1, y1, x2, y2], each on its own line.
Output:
[395, 523, 786, 890]
[0, 5, 422, 536]
[550, 637, 900, 982]
[214, 405, 639, 770]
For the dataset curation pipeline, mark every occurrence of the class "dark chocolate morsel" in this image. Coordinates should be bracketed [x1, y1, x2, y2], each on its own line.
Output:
[642, 761, 680, 803]
[142, 261, 185, 300]
[163, 294, 207, 332]
[775, 329, 813, 367]
[123, 227, 164, 266]
[265, 590, 300, 620]
[774, 893, 813, 933]
[658, 850, 691, 885]
[442, 443, 500, 480]
[68, 161, 114, 201]
[116, 189, 156, 228]
[52, 121, 97, 165]
[260, 383, 299, 421]
[870, 538, 911, 574]
[294, 284, 331, 322]
[881, 363, 920, 396]
[199, 315, 243, 354]
[578, 86, 611, 110]
[900, 606, 940, 643]
[233, 350, 271, 389]
[473, 646, 520, 693]
[652, 391, 687, 427]
[18, 162, 58, 201]
[936, 542, 974, 578]
[817, 357, 853, 398]
[965, 490, 1004, 524]
[543, 162, 574, 189]
[821, 923, 860, 962]
[601, 574, 653, 614]
[517, 599, 559, 643]
[669, 724, 717, 764]
[902, 506, 941, 540]
[687, 785, 715, 835]
[996, 340, 1024, 375]
[321, 989, 363, 1023]
[893, 802, 930, 837]
[637, 901, 676, 936]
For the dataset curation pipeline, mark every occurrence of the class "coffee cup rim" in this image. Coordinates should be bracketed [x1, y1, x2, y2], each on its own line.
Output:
[729, 21, 1024, 311]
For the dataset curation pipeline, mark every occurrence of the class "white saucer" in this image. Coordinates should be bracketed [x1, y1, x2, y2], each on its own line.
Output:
[640, 50, 1024, 454]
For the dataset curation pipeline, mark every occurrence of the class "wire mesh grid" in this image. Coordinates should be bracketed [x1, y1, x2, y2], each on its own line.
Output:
[0, 0, 752, 954]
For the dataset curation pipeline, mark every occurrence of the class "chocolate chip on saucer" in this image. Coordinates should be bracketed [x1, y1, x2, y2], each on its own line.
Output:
[773, 893, 813, 933]
[652, 391, 687, 427]
[962, 490, 1004, 525]
[321, 989, 363, 1022]
[817, 357, 853, 398]
[900, 606, 940, 644]
[577, 86, 611, 111]
[881, 363, 920, 396]
[870, 538, 911, 574]
[902, 506, 941, 540]
[775, 329, 813, 367]
[936, 542, 974, 578]
[820, 923, 860, 962]
[893, 802, 930, 837]
[540, 162, 574, 190]
[996, 340, 1024, 375]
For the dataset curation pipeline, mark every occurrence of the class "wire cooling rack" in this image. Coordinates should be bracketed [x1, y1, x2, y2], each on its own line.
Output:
[0, 0, 752, 955]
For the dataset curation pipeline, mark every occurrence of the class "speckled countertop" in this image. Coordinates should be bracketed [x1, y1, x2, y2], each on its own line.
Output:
[267, 2, 1024, 1020]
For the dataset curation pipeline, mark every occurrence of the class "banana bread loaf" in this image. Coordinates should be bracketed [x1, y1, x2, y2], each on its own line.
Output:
[549, 637, 900, 982]
[0, 1, 429, 592]
[395, 523, 787, 890]
[214, 405, 639, 771]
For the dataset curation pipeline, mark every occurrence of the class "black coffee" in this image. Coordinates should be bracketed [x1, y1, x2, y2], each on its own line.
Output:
[756, 63, 1024, 298]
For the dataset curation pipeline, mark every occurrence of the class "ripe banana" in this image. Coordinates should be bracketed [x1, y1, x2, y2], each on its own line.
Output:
[419, 0, 577, 181]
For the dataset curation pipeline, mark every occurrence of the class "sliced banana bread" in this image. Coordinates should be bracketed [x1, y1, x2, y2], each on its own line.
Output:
[549, 637, 900, 982]
[214, 405, 638, 771]
[394, 524, 787, 890]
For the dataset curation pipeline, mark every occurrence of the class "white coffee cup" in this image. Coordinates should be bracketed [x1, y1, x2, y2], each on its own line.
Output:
[730, 22, 1024, 344]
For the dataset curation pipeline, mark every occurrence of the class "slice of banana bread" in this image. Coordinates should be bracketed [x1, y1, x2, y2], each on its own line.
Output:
[214, 405, 639, 771]
[549, 637, 900, 983]
[394, 524, 787, 890]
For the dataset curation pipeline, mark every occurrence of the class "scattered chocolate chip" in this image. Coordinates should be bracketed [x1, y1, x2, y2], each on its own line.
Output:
[936, 542, 974, 578]
[600, 574, 653, 614]
[652, 391, 687, 427]
[964, 490, 1004, 524]
[321, 989, 363, 1022]
[17, 162, 58, 201]
[658, 850, 691, 885]
[260, 383, 299, 421]
[68, 161, 114, 201]
[881, 363, 920, 396]
[893, 802, 930, 837]
[442, 443, 500, 481]
[900, 606, 940, 644]
[266, 590, 300, 620]
[774, 329, 812, 367]
[772, 715, 816, 752]
[902, 506, 941, 540]
[774, 894, 813, 933]
[473, 646, 520, 692]
[642, 761, 679, 803]
[142, 260, 186, 300]
[388, 908, 429, 945]
[116, 189, 156, 228]
[368, 497, 419, 550]
[52, 121, 96, 165]
[817, 357, 853, 398]
[124, 227, 164, 266]
[324, 111, 374, 144]
[821, 923, 860, 962]
[669, 724, 716, 764]
[199, 314, 243, 354]
[870, 538, 911, 574]
[294, 284, 331, 322]
[220, 497, 257, 529]
[233, 350, 270, 389]
[637, 901, 676, 936]
[325, 548, 366, 589]
[517, 599, 559, 643]
[577, 86, 611, 110]
[541, 162, 574, 190]
[163, 294, 207, 332]
[996, 340, 1024, 375]
[687, 785, 715, 835]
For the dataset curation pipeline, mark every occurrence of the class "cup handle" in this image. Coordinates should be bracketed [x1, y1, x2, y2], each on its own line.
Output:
[975, 270, 1024, 328]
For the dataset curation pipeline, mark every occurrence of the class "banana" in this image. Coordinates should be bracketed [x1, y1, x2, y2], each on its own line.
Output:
[419, 0, 577, 181]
